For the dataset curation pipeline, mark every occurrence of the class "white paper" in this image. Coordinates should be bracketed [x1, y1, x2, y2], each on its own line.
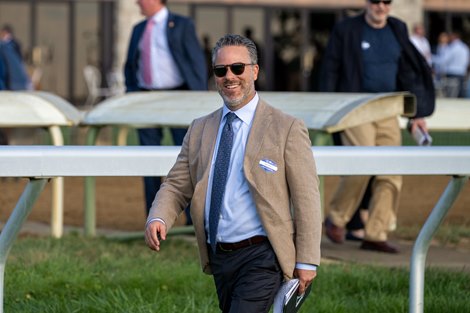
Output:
[273, 279, 299, 313]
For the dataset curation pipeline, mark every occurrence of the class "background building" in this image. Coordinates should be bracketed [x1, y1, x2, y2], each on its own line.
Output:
[1, 0, 469, 104]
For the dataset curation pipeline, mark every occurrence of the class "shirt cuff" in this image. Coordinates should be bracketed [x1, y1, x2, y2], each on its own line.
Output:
[295, 262, 317, 271]
[145, 218, 165, 229]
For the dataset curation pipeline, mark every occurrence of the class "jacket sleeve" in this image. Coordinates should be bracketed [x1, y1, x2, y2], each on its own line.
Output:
[393, 18, 436, 118]
[397, 53, 435, 118]
[147, 121, 194, 229]
[0, 46, 6, 90]
[124, 25, 140, 92]
[285, 119, 322, 265]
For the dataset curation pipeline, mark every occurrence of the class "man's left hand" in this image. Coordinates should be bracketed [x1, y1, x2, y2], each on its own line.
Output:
[409, 117, 428, 133]
[294, 268, 317, 294]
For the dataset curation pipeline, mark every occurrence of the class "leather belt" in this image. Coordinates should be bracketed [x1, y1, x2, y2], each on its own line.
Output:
[216, 236, 268, 253]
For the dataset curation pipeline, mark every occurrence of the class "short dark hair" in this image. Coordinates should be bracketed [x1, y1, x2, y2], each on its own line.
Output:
[1, 24, 13, 34]
[212, 34, 258, 66]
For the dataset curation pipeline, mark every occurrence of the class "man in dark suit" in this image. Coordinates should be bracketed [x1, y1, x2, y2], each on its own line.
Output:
[124, 0, 207, 216]
[0, 50, 6, 145]
[0, 25, 22, 59]
[0, 24, 31, 91]
[0, 51, 5, 90]
[0, 24, 31, 145]
[145, 34, 322, 313]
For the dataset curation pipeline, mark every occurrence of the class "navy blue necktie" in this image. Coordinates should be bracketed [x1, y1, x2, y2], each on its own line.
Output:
[209, 112, 237, 253]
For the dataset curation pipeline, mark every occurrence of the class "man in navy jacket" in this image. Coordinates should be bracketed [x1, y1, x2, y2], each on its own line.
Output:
[0, 25, 31, 91]
[124, 0, 207, 216]
[0, 52, 5, 90]
[321, 0, 435, 253]
[124, 1, 207, 93]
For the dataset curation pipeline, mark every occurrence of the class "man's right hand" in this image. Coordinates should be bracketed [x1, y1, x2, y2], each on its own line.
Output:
[145, 220, 167, 251]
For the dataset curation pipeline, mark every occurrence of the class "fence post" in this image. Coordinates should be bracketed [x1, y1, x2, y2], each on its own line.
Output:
[0, 178, 48, 313]
[49, 125, 64, 238]
[84, 126, 102, 237]
[409, 175, 469, 313]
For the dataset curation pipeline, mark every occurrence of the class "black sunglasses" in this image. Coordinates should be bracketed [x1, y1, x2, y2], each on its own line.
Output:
[213, 63, 254, 77]
[369, 0, 392, 4]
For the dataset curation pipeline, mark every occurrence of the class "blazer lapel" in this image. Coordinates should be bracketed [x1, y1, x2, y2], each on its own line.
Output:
[136, 21, 146, 39]
[201, 109, 222, 166]
[133, 22, 146, 62]
[244, 100, 273, 173]
[166, 13, 177, 44]
[192, 109, 222, 226]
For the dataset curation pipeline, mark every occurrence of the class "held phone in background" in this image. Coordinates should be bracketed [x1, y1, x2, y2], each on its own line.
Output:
[407, 120, 432, 146]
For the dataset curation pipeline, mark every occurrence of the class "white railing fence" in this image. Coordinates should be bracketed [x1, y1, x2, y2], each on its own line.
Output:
[0, 145, 469, 313]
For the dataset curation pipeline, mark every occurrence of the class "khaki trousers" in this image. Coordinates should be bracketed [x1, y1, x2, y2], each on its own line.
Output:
[328, 117, 402, 241]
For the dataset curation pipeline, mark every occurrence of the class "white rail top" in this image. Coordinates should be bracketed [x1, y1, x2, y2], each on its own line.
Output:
[0, 146, 469, 177]
[0, 91, 82, 127]
[82, 91, 415, 133]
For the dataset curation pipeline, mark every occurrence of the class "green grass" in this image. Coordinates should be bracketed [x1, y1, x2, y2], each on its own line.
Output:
[5, 234, 470, 312]
[402, 130, 470, 146]
[396, 223, 470, 245]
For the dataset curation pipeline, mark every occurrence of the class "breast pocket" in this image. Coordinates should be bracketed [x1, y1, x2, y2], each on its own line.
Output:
[249, 148, 283, 196]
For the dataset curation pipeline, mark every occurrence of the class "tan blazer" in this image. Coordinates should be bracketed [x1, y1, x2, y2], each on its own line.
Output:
[148, 99, 322, 280]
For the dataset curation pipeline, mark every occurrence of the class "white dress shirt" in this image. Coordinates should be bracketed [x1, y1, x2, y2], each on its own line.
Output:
[138, 7, 184, 89]
[410, 34, 432, 67]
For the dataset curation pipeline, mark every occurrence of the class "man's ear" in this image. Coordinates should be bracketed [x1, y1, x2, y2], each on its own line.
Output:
[253, 64, 260, 81]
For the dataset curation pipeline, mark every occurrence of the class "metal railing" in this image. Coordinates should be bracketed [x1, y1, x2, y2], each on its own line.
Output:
[0, 145, 469, 313]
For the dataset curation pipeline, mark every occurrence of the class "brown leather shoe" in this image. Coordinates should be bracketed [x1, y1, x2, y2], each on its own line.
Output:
[360, 240, 399, 254]
[324, 218, 345, 244]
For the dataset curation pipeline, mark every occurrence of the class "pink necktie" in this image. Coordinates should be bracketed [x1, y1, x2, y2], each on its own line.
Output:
[142, 19, 155, 85]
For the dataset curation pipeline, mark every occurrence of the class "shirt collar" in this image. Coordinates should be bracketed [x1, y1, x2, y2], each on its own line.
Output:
[149, 7, 168, 24]
[222, 92, 259, 126]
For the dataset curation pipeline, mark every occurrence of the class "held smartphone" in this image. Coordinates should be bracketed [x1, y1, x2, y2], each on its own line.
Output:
[407, 120, 432, 146]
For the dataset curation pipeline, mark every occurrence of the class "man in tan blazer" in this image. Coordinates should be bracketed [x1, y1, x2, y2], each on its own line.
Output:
[145, 34, 322, 313]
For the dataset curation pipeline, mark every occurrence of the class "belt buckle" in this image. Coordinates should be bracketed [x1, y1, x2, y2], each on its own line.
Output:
[218, 243, 233, 252]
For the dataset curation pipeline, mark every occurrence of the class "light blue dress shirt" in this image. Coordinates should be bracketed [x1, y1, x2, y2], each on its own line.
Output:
[441, 39, 470, 76]
[204, 93, 265, 244]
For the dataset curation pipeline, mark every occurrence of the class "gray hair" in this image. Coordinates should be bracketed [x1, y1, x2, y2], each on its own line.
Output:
[212, 34, 258, 65]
